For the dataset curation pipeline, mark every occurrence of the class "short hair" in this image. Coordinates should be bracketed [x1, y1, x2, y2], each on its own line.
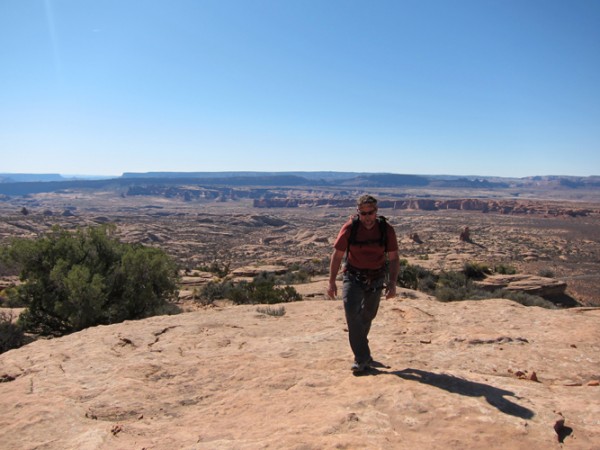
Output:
[357, 195, 378, 208]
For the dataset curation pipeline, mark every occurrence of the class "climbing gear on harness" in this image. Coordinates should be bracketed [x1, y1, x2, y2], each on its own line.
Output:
[345, 263, 386, 288]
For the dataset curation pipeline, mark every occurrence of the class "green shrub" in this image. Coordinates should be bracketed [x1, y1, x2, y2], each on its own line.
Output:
[397, 259, 434, 290]
[497, 290, 556, 308]
[463, 261, 491, 279]
[418, 272, 439, 294]
[3, 225, 179, 336]
[0, 311, 25, 354]
[538, 269, 555, 278]
[434, 271, 471, 301]
[279, 269, 310, 284]
[0, 286, 26, 307]
[286, 259, 328, 278]
[307, 258, 329, 275]
[438, 270, 469, 289]
[435, 286, 469, 302]
[199, 272, 301, 305]
[198, 280, 235, 304]
[197, 261, 230, 278]
[494, 264, 517, 275]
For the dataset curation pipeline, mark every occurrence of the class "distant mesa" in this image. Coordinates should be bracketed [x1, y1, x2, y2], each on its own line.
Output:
[0, 173, 65, 183]
[1, 172, 599, 198]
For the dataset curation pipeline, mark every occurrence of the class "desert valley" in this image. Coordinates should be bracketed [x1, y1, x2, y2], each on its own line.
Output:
[1, 174, 599, 307]
[1, 174, 599, 449]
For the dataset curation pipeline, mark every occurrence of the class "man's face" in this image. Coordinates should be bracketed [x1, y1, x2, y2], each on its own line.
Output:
[357, 204, 377, 229]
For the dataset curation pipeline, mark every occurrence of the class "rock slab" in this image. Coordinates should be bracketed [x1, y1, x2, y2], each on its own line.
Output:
[1, 298, 599, 449]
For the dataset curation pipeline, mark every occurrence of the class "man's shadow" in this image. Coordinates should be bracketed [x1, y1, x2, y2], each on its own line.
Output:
[360, 366, 534, 419]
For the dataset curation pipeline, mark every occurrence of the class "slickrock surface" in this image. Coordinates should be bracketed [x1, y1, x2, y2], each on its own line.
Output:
[1, 296, 599, 450]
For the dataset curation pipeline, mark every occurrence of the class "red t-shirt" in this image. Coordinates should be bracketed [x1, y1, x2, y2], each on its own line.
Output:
[334, 217, 398, 270]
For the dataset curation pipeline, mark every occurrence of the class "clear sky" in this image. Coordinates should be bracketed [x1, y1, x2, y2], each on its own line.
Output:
[1, 0, 599, 178]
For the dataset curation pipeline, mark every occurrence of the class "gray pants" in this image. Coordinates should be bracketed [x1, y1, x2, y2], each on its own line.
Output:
[342, 273, 384, 364]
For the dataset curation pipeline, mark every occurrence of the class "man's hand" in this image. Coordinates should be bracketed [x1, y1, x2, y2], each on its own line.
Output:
[385, 283, 397, 299]
[327, 249, 345, 300]
[385, 250, 400, 300]
[327, 281, 338, 299]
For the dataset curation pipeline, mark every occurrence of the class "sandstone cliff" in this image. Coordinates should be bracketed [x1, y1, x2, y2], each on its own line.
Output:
[254, 198, 596, 217]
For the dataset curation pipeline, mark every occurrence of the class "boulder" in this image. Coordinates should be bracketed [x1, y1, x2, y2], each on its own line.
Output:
[231, 265, 288, 277]
[474, 274, 568, 299]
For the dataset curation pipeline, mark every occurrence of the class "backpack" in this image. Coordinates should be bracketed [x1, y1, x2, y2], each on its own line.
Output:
[347, 215, 388, 251]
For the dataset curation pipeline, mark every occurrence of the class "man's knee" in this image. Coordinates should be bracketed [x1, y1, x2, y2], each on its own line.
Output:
[363, 293, 382, 320]
[362, 308, 378, 323]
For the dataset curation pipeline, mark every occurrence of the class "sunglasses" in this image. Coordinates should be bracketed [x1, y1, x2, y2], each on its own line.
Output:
[358, 209, 376, 216]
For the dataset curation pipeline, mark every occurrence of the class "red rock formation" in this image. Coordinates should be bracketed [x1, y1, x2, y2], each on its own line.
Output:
[459, 227, 471, 242]
[253, 197, 595, 216]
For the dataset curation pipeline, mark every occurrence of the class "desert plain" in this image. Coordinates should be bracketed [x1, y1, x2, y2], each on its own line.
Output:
[1, 183, 599, 449]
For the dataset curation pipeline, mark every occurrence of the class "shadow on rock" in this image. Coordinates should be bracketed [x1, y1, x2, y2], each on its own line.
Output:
[368, 367, 535, 419]
[546, 293, 580, 308]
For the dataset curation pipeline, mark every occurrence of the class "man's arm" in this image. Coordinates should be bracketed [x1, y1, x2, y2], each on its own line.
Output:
[385, 250, 400, 299]
[327, 249, 345, 299]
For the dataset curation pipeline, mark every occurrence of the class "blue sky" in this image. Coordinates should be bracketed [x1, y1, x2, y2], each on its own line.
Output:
[1, 0, 599, 177]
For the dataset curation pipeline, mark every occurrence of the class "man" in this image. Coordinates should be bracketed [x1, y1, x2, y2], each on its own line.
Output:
[328, 195, 400, 372]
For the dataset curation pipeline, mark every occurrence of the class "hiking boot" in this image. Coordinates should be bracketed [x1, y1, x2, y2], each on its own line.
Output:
[351, 360, 370, 372]
[351, 361, 366, 372]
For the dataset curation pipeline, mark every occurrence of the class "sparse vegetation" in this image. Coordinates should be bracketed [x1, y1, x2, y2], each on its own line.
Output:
[197, 261, 230, 278]
[538, 269, 555, 278]
[401, 290, 418, 299]
[198, 272, 301, 305]
[494, 264, 517, 275]
[291, 259, 329, 277]
[495, 290, 556, 308]
[395, 260, 557, 308]
[2, 225, 179, 336]
[279, 269, 311, 285]
[256, 305, 286, 316]
[434, 271, 472, 301]
[462, 261, 491, 279]
[199, 280, 236, 304]
[397, 259, 433, 291]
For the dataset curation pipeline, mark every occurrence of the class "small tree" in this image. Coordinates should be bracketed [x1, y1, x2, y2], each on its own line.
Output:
[463, 261, 491, 280]
[3, 225, 179, 336]
[397, 259, 435, 291]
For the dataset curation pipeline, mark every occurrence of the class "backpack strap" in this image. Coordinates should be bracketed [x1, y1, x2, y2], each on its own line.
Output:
[378, 216, 388, 251]
[347, 215, 388, 251]
[348, 215, 360, 246]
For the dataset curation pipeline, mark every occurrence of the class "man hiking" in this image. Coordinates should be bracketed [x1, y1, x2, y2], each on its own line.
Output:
[328, 194, 400, 372]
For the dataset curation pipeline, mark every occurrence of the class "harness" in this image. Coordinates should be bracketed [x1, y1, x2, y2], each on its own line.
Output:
[345, 263, 387, 287]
